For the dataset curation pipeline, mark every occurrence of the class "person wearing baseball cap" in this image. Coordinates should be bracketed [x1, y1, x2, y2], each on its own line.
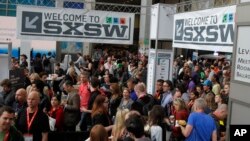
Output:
[201, 79, 214, 98]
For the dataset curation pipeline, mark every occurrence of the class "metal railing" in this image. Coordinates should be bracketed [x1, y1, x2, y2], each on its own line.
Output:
[176, 0, 237, 13]
[0, 0, 237, 16]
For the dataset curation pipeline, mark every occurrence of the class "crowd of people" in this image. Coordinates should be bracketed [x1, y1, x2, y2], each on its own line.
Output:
[0, 48, 231, 141]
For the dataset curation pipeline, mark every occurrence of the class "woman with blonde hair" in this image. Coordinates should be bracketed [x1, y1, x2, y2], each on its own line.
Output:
[204, 93, 217, 114]
[170, 98, 189, 141]
[65, 67, 77, 85]
[26, 73, 40, 94]
[111, 108, 129, 141]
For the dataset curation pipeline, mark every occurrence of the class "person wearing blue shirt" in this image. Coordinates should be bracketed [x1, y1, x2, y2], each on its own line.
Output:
[180, 98, 217, 141]
[127, 78, 138, 101]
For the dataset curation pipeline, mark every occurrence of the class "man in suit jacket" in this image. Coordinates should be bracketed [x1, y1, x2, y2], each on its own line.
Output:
[62, 80, 80, 131]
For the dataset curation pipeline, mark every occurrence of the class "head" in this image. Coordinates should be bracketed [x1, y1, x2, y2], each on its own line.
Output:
[24, 68, 30, 77]
[193, 98, 207, 112]
[183, 62, 189, 69]
[77, 53, 82, 57]
[0, 106, 15, 132]
[69, 61, 74, 67]
[31, 79, 45, 94]
[35, 53, 41, 59]
[196, 84, 203, 94]
[163, 80, 173, 92]
[20, 54, 27, 61]
[80, 72, 89, 83]
[134, 83, 146, 97]
[110, 83, 121, 96]
[202, 80, 212, 91]
[122, 87, 130, 100]
[194, 64, 200, 72]
[68, 67, 76, 76]
[55, 63, 60, 70]
[126, 78, 137, 90]
[173, 98, 187, 111]
[15, 88, 27, 103]
[27, 91, 40, 109]
[104, 69, 110, 75]
[42, 54, 47, 59]
[51, 95, 61, 108]
[90, 125, 108, 141]
[173, 90, 182, 100]
[223, 83, 230, 95]
[125, 114, 145, 139]
[29, 73, 40, 83]
[189, 91, 199, 100]
[211, 74, 219, 83]
[90, 77, 100, 92]
[107, 56, 112, 63]
[39, 72, 48, 82]
[125, 110, 141, 121]
[48, 52, 52, 56]
[205, 93, 217, 111]
[155, 79, 164, 92]
[103, 74, 110, 83]
[0, 79, 12, 93]
[215, 94, 223, 104]
[63, 81, 74, 93]
[213, 104, 228, 120]
[91, 95, 108, 118]
[148, 105, 165, 126]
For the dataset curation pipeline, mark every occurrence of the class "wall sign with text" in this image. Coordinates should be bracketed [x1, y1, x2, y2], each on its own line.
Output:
[17, 5, 134, 44]
[234, 26, 250, 83]
[173, 5, 236, 52]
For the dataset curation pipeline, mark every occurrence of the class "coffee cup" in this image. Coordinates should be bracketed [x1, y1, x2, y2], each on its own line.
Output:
[169, 115, 175, 124]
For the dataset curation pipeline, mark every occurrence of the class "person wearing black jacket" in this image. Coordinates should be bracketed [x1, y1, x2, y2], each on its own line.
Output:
[0, 106, 24, 141]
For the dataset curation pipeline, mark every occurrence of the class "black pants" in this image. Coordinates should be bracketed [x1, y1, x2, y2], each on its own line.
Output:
[79, 112, 91, 131]
[63, 125, 76, 132]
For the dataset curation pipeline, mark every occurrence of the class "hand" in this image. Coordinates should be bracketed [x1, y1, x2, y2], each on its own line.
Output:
[43, 108, 47, 113]
[164, 118, 170, 125]
[80, 107, 88, 112]
[61, 100, 67, 106]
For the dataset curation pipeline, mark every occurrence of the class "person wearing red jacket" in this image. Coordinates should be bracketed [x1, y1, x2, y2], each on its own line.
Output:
[48, 95, 64, 131]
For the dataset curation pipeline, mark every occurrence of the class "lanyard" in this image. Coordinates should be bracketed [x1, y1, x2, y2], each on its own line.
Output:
[3, 132, 9, 141]
[26, 108, 38, 133]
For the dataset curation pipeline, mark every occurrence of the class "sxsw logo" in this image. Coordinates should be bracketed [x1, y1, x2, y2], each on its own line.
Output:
[21, 11, 42, 33]
[223, 13, 234, 23]
[20, 11, 130, 39]
[173, 18, 234, 44]
[106, 17, 126, 24]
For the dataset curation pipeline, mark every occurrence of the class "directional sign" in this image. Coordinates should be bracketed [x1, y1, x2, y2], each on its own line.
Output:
[17, 5, 135, 44]
[21, 11, 42, 33]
